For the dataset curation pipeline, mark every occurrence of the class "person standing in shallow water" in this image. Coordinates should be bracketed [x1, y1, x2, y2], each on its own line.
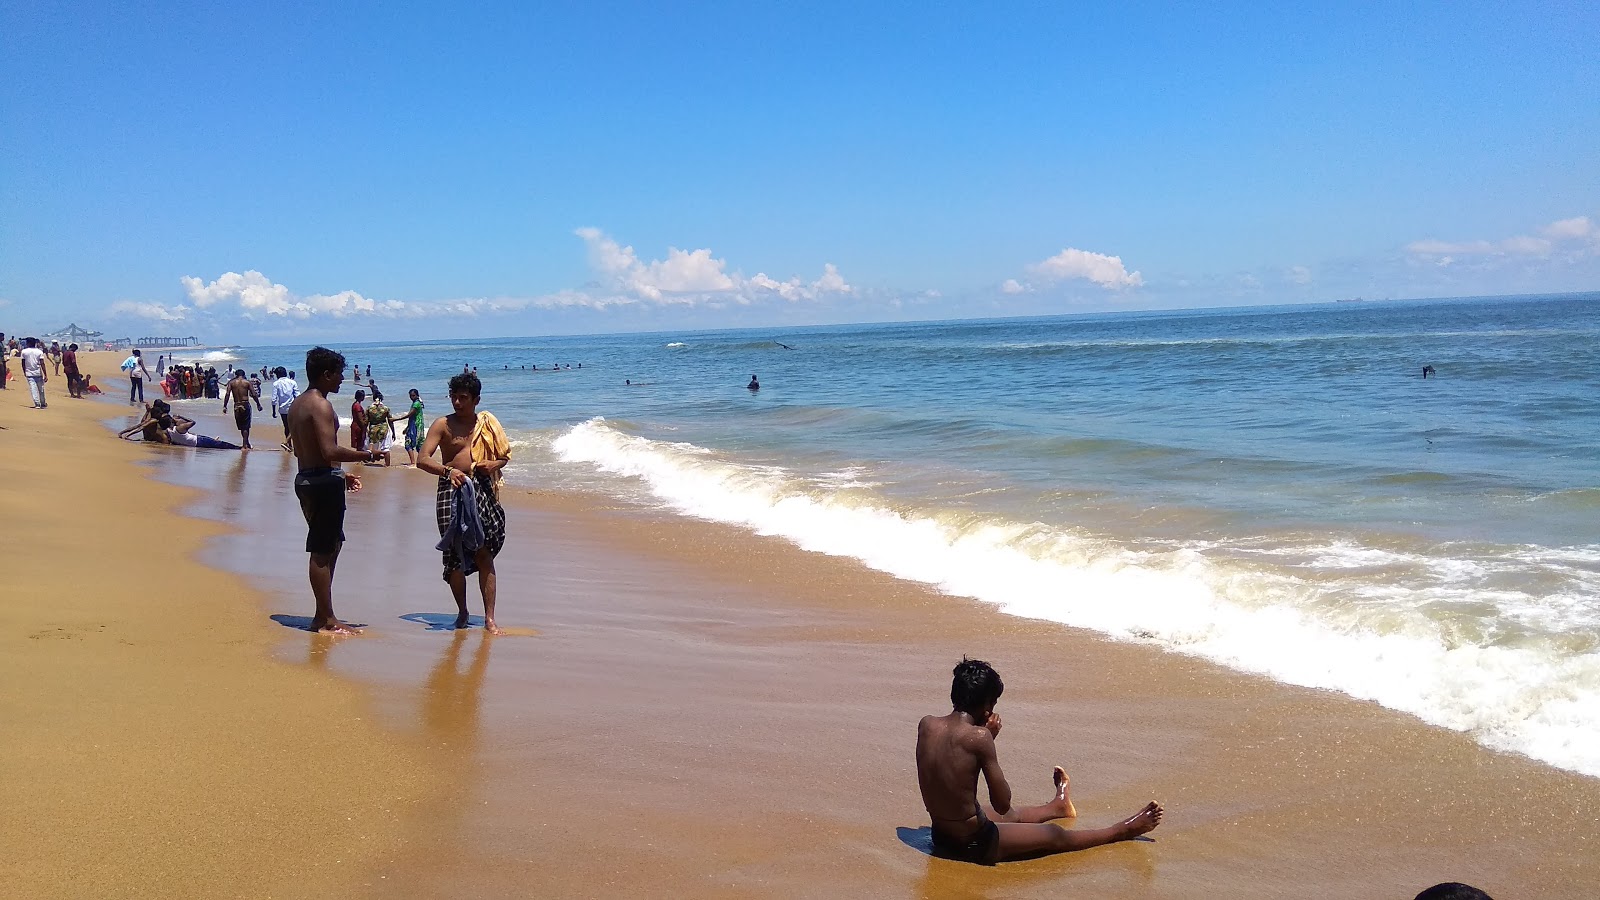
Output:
[287, 347, 384, 634]
[223, 368, 262, 449]
[401, 388, 426, 467]
[916, 658, 1162, 864]
[417, 372, 511, 634]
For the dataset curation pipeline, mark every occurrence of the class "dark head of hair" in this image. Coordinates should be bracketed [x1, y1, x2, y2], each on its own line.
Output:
[288, 370, 295, 378]
[1414, 884, 1493, 900]
[26, 336, 38, 347]
[274, 366, 287, 378]
[408, 387, 419, 399]
[68, 343, 77, 351]
[354, 389, 366, 400]
[305, 347, 345, 384]
[448, 372, 481, 400]
[950, 657, 1003, 715]
[152, 399, 170, 414]
[132, 349, 142, 357]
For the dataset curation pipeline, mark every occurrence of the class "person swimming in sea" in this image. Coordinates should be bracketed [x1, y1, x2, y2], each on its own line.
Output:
[916, 658, 1162, 865]
[747, 374, 759, 391]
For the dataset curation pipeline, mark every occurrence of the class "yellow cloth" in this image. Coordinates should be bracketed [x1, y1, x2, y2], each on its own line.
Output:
[470, 411, 511, 496]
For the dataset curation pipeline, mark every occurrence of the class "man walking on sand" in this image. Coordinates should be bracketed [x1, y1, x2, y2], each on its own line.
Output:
[287, 347, 384, 634]
[916, 658, 1163, 865]
[223, 368, 262, 449]
[417, 372, 511, 633]
[20, 337, 49, 408]
[270, 366, 299, 451]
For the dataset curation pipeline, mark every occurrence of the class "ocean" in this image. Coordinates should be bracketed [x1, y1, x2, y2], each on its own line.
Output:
[215, 293, 1599, 777]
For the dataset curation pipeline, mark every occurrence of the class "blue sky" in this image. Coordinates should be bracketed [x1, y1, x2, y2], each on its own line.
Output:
[2, 1, 1597, 342]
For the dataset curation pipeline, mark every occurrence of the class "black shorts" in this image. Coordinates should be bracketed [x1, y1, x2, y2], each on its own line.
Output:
[233, 404, 252, 432]
[294, 468, 346, 554]
[931, 817, 1000, 865]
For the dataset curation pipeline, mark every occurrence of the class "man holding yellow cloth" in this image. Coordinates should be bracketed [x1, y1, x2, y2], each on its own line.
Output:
[417, 371, 511, 634]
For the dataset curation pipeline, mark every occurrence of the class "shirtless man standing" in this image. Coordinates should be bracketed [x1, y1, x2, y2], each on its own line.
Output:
[287, 347, 383, 634]
[222, 368, 263, 449]
[916, 658, 1162, 865]
[417, 372, 510, 634]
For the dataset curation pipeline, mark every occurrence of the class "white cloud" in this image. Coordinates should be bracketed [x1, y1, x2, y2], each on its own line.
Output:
[124, 229, 856, 328]
[109, 300, 190, 321]
[176, 271, 408, 320]
[1000, 278, 1026, 294]
[1542, 216, 1594, 240]
[1407, 215, 1598, 261]
[1024, 247, 1144, 290]
[1286, 265, 1312, 285]
[575, 227, 852, 304]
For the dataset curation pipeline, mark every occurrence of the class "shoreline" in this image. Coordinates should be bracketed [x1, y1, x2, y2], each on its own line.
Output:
[133, 388, 1600, 898]
[11, 362, 1600, 897]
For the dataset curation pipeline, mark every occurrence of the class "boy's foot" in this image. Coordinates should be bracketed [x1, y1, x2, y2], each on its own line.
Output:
[1054, 766, 1078, 818]
[1117, 802, 1163, 840]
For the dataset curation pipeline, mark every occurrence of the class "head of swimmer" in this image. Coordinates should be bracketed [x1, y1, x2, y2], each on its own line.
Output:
[951, 657, 1004, 724]
[305, 346, 347, 395]
[447, 372, 480, 415]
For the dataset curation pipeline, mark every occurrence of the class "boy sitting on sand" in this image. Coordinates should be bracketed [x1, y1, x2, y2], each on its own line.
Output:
[915, 658, 1162, 864]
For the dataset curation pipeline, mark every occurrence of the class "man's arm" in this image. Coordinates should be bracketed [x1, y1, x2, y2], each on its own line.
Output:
[312, 401, 374, 465]
[976, 730, 1013, 816]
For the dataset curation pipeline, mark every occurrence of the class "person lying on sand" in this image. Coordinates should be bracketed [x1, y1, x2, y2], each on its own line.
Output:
[915, 657, 1162, 865]
[118, 401, 241, 449]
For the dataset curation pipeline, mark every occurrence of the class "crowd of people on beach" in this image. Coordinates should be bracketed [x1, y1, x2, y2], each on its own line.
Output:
[153, 355, 223, 400]
[1, 333, 104, 407]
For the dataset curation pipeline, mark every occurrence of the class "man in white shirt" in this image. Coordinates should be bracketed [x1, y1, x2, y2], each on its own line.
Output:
[270, 366, 301, 451]
[120, 349, 151, 405]
[20, 337, 49, 408]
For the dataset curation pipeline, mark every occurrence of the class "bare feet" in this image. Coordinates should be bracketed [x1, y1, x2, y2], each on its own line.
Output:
[1117, 802, 1163, 840]
[311, 617, 361, 635]
[484, 618, 505, 636]
[453, 611, 471, 629]
[1054, 766, 1078, 818]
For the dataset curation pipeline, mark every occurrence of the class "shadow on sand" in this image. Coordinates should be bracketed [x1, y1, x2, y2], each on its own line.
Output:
[399, 612, 485, 631]
[897, 825, 936, 856]
[269, 614, 370, 631]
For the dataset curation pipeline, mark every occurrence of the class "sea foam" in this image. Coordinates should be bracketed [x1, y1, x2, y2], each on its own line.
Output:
[553, 417, 1600, 778]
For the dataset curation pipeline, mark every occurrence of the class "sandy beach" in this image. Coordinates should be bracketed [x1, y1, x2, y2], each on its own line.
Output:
[0, 353, 443, 899]
[6, 360, 1600, 898]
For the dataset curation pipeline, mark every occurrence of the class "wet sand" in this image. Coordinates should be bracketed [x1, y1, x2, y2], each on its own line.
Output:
[0, 361, 442, 899]
[135, 391, 1600, 900]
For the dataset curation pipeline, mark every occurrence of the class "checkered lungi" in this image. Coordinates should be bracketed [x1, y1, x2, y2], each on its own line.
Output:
[435, 471, 506, 580]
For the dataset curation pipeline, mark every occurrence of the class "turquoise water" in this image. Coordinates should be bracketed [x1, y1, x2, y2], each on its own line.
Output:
[215, 293, 1599, 776]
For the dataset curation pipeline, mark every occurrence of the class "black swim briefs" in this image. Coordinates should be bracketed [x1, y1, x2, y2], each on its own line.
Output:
[294, 467, 346, 554]
[233, 403, 251, 432]
[930, 815, 1000, 865]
